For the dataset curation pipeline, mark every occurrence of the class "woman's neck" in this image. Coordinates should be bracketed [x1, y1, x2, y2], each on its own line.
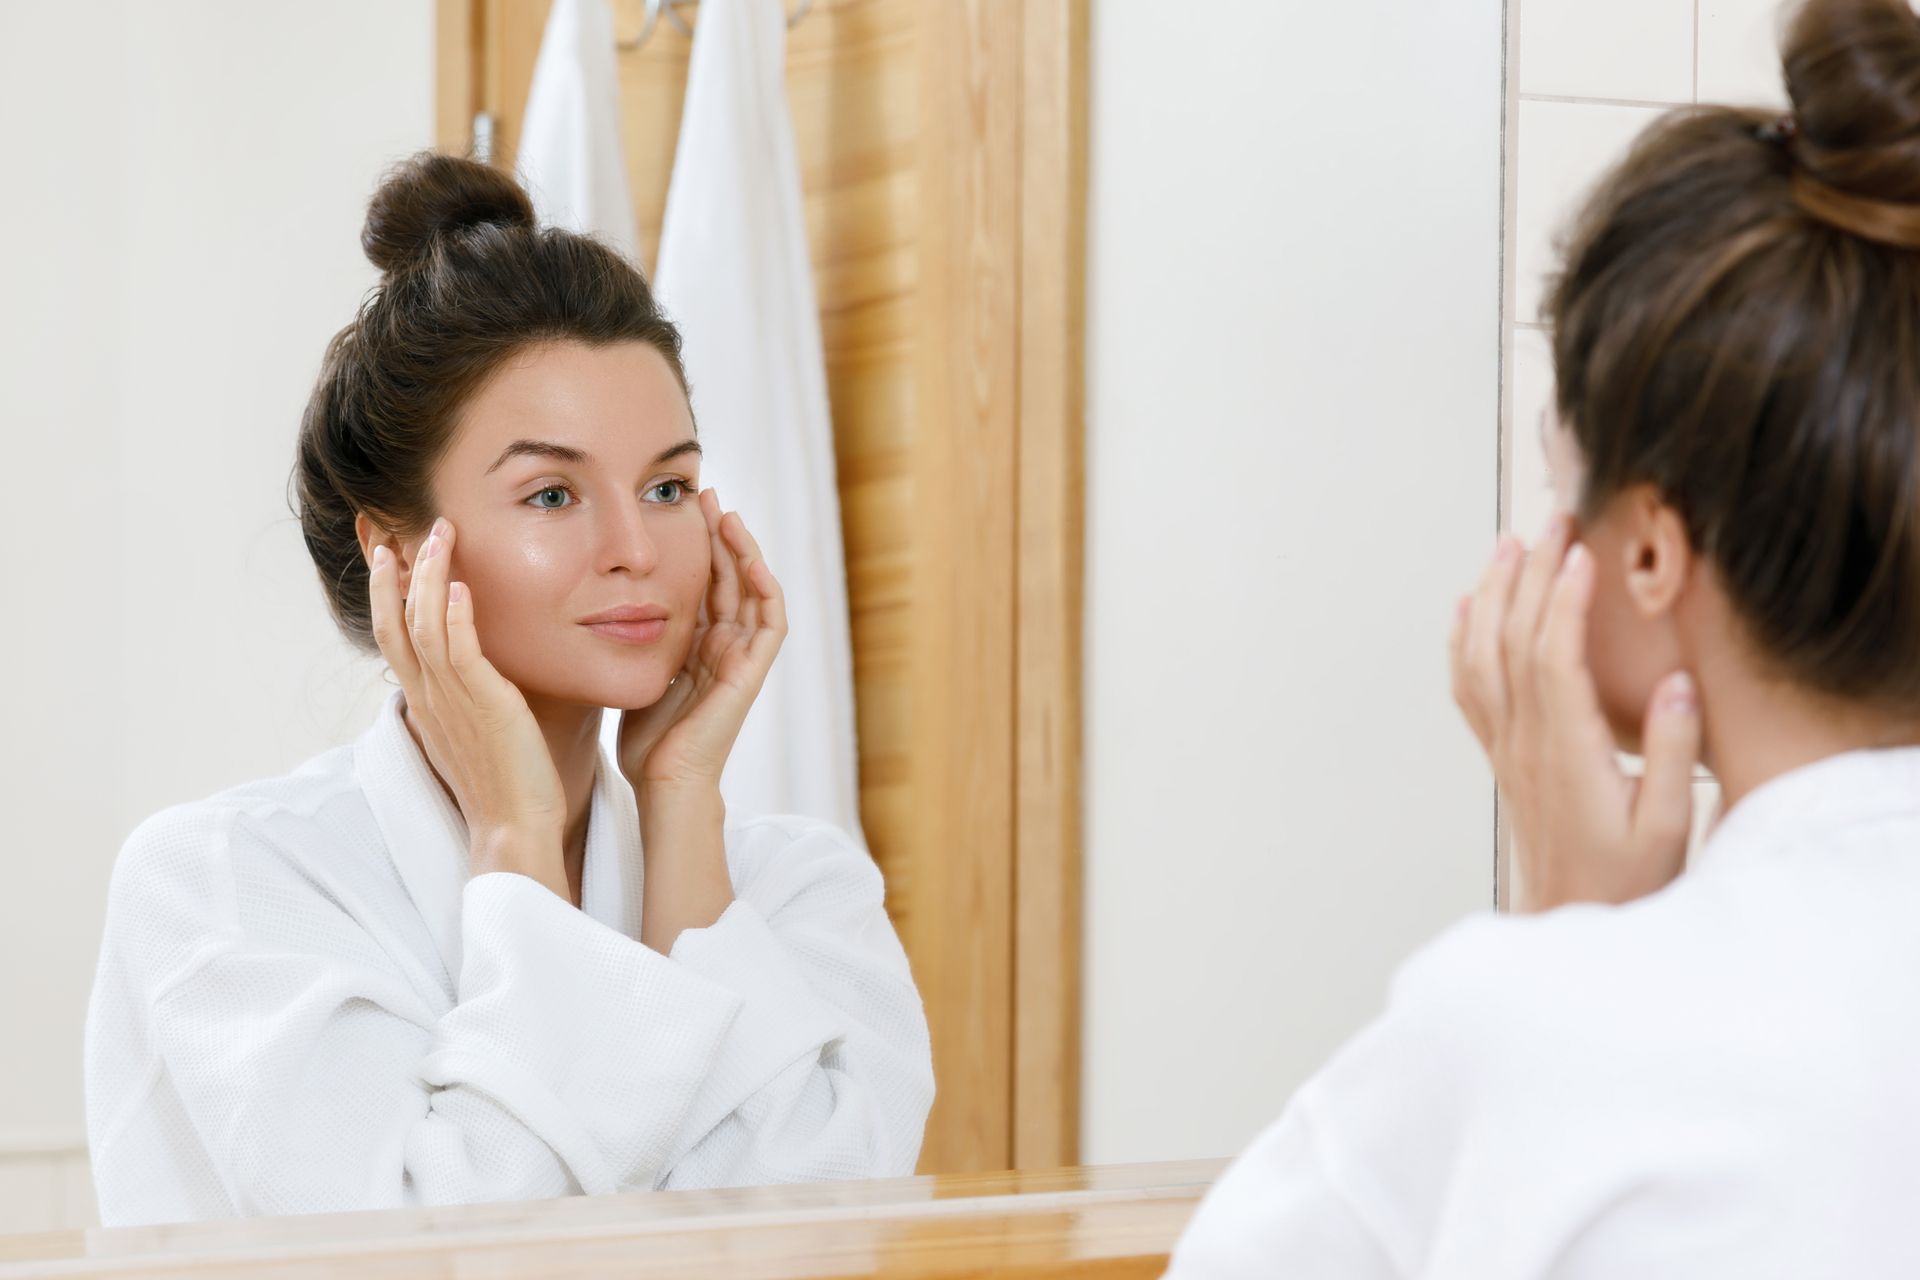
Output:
[400, 694, 602, 907]
[1696, 650, 1920, 812]
[524, 697, 604, 904]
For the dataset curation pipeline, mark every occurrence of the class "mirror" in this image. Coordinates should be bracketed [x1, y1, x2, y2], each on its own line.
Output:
[0, 0, 1518, 1232]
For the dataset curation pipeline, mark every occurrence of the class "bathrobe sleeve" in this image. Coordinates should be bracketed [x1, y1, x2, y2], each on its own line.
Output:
[90, 804, 932, 1220]
[1162, 1101, 1399, 1279]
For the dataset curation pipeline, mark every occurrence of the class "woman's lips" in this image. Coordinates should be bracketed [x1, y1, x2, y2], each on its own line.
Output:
[582, 619, 669, 644]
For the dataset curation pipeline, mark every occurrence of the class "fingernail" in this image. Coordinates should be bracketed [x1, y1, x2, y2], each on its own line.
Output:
[1496, 536, 1520, 562]
[1562, 542, 1590, 574]
[372, 545, 391, 570]
[448, 582, 466, 604]
[422, 534, 441, 560]
[1661, 671, 1697, 714]
[432, 516, 449, 538]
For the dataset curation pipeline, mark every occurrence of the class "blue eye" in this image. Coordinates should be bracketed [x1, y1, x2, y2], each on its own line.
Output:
[645, 480, 688, 504]
[527, 485, 576, 511]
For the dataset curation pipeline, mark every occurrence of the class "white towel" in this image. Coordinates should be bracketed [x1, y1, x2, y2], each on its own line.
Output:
[516, 0, 640, 265]
[651, 0, 865, 843]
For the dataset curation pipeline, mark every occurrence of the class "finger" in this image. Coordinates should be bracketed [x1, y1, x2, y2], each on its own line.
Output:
[1464, 537, 1525, 722]
[408, 517, 454, 686]
[1536, 541, 1606, 726]
[1503, 514, 1574, 699]
[443, 579, 503, 703]
[703, 489, 741, 624]
[721, 512, 764, 634]
[749, 552, 787, 637]
[1632, 671, 1702, 853]
[368, 543, 423, 690]
[1449, 593, 1490, 743]
[745, 559, 788, 668]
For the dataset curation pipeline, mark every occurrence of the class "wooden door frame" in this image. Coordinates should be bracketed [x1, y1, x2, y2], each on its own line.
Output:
[434, 0, 1086, 1173]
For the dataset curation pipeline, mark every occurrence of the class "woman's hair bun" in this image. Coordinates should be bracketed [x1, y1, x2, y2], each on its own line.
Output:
[1783, 0, 1920, 205]
[360, 151, 537, 275]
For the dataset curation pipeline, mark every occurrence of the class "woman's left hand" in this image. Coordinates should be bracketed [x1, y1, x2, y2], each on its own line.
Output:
[1450, 514, 1703, 913]
[617, 488, 787, 793]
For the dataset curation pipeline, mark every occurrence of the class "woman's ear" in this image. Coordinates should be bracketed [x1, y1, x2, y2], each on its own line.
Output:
[1617, 484, 1692, 619]
[354, 512, 413, 594]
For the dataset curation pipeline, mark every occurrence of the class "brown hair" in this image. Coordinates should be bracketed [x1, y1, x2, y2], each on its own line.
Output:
[292, 151, 688, 654]
[1547, 0, 1920, 706]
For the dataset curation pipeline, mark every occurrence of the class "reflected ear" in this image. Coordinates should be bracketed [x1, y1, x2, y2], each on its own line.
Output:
[1619, 485, 1691, 618]
[354, 512, 413, 591]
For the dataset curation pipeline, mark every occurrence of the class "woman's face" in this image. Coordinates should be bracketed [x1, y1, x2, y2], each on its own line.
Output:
[1542, 415, 1681, 750]
[414, 339, 710, 713]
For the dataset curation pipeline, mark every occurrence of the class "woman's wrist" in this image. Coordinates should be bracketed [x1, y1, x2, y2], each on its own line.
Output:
[636, 782, 732, 951]
[468, 823, 567, 896]
[636, 780, 727, 832]
[645, 775, 733, 855]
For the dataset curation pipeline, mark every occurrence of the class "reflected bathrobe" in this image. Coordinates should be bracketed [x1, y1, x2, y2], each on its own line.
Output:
[1166, 748, 1920, 1279]
[83, 689, 933, 1227]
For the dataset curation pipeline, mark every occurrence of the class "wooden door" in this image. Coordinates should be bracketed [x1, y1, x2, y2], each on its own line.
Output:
[437, 0, 1086, 1174]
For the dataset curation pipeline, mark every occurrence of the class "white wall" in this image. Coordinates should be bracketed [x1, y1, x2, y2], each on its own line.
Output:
[1081, 1, 1507, 1162]
[0, 0, 434, 1226]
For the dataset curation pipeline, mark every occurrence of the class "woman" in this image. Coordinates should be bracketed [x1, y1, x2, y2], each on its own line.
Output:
[1169, 0, 1920, 1274]
[83, 153, 934, 1226]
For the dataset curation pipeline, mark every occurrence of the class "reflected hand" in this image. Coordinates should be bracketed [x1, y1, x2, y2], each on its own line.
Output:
[368, 516, 568, 895]
[617, 489, 787, 792]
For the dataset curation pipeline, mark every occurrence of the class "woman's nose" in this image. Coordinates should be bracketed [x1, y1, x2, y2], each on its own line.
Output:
[598, 498, 661, 576]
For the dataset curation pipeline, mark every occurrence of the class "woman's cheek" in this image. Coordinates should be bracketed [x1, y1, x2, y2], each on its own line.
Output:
[1584, 574, 1658, 750]
[674, 514, 712, 612]
[455, 539, 567, 665]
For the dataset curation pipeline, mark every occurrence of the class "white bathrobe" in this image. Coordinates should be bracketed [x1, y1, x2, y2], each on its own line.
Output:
[1167, 748, 1920, 1279]
[83, 690, 933, 1227]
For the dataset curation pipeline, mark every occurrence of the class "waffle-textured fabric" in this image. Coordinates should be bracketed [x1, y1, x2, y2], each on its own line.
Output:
[84, 689, 934, 1226]
[1166, 747, 1920, 1279]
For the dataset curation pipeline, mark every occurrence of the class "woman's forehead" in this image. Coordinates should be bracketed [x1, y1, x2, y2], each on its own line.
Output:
[454, 340, 694, 467]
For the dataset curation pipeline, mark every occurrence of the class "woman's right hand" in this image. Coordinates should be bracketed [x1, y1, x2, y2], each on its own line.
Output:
[367, 515, 569, 896]
[1449, 515, 1702, 912]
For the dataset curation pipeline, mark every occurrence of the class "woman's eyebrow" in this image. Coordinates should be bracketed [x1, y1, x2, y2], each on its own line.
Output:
[485, 438, 702, 475]
[486, 439, 590, 474]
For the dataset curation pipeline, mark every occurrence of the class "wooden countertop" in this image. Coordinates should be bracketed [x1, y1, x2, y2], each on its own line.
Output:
[0, 1159, 1226, 1279]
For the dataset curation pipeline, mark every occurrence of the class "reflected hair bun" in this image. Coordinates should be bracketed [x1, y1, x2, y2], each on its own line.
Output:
[359, 151, 537, 275]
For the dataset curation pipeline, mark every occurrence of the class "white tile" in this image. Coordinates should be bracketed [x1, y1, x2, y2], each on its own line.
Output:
[1514, 99, 1671, 325]
[1506, 327, 1557, 538]
[57, 1152, 98, 1229]
[1698, 0, 1792, 107]
[0, 1156, 62, 1234]
[1520, 0, 1696, 103]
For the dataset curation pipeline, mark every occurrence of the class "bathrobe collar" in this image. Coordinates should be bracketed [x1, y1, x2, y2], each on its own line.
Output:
[1693, 744, 1920, 875]
[354, 688, 646, 980]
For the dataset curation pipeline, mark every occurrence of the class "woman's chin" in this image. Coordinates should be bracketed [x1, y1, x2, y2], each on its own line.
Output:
[582, 669, 677, 711]
[506, 662, 677, 714]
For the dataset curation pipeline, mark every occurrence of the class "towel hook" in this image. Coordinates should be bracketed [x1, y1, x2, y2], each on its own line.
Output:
[618, 0, 812, 51]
